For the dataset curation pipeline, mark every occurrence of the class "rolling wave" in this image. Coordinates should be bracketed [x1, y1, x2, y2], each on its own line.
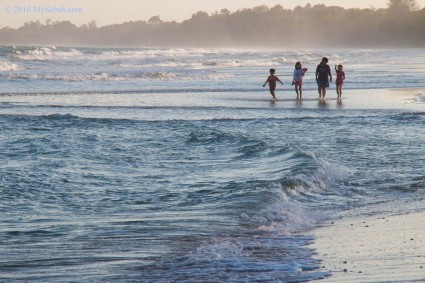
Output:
[0, 60, 19, 71]
[0, 72, 234, 82]
[0, 88, 258, 96]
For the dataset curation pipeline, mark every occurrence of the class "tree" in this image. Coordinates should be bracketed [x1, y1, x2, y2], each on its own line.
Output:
[0, 3, 424, 47]
[220, 9, 230, 16]
[387, 0, 419, 12]
[88, 20, 97, 29]
[190, 11, 209, 21]
[148, 16, 163, 25]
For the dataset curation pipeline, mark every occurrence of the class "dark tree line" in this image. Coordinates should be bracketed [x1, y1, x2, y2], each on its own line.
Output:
[0, 0, 424, 47]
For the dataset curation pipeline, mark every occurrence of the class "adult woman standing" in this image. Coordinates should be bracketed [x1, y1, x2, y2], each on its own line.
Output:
[316, 57, 332, 99]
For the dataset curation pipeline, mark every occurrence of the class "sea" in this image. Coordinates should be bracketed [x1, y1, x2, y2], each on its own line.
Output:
[1, 46, 425, 282]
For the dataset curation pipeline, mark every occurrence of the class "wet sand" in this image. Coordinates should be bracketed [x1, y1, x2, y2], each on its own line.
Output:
[312, 212, 425, 282]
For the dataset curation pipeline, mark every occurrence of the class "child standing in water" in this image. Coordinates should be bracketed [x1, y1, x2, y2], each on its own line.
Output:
[263, 68, 283, 100]
[335, 64, 345, 99]
[292, 62, 308, 100]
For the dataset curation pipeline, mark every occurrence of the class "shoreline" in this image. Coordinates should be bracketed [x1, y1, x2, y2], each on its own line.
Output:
[1, 88, 424, 108]
[311, 211, 425, 282]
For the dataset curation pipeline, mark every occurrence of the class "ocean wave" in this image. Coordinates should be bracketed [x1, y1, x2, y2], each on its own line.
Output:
[0, 113, 83, 122]
[9, 46, 201, 61]
[103, 48, 202, 58]
[1, 72, 234, 81]
[243, 198, 317, 236]
[186, 129, 252, 146]
[11, 46, 83, 61]
[8, 46, 342, 67]
[236, 149, 349, 236]
[388, 176, 425, 192]
[99, 48, 267, 59]
[388, 111, 425, 121]
[0, 60, 19, 71]
[4, 73, 120, 81]
[155, 234, 326, 282]
[118, 57, 288, 69]
[43, 113, 79, 120]
[9, 47, 240, 61]
[0, 88, 259, 97]
[0, 113, 139, 130]
[186, 130, 348, 236]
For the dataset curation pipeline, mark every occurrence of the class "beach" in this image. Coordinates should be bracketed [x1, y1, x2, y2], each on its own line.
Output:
[312, 197, 425, 282]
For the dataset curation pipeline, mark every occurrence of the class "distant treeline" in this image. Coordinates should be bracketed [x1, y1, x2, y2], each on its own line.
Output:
[1, 0, 425, 47]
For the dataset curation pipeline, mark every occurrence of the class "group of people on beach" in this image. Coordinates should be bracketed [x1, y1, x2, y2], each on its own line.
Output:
[263, 57, 345, 101]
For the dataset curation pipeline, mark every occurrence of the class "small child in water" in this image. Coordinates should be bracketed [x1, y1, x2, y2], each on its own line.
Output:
[335, 64, 345, 99]
[292, 62, 308, 100]
[263, 68, 283, 100]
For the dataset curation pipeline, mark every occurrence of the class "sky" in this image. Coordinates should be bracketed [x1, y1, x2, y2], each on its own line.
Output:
[1, 0, 424, 28]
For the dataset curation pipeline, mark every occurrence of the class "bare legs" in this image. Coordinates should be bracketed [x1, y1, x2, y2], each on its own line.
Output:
[318, 86, 326, 99]
[336, 84, 342, 99]
[269, 89, 276, 100]
[295, 85, 302, 100]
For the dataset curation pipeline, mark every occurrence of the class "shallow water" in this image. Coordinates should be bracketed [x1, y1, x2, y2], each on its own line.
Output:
[1, 46, 425, 94]
[1, 47, 425, 282]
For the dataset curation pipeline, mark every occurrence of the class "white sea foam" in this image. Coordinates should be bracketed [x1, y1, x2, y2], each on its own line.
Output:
[88, 48, 221, 60]
[141, 72, 234, 81]
[242, 151, 348, 236]
[9, 46, 350, 72]
[0, 61, 19, 71]
[251, 199, 318, 235]
[12, 47, 84, 61]
[118, 58, 287, 70]
[3, 71, 234, 81]
[301, 150, 349, 185]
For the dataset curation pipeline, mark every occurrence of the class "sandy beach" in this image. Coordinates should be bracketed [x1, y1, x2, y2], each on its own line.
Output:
[312, 210, 425, 282]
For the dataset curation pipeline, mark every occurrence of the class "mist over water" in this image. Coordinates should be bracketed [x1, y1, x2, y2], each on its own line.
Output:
[1, 3, 425, 47]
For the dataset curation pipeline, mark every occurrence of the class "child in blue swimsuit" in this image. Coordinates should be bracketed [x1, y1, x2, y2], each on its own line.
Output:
[292, 62, 308, 100]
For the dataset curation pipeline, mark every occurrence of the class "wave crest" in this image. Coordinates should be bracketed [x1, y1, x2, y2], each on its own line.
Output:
[2, 71, 234, 81]
[0, 61, 19, 71]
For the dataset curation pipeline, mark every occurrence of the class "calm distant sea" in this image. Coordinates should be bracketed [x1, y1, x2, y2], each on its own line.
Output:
[1, 46, 425, 282]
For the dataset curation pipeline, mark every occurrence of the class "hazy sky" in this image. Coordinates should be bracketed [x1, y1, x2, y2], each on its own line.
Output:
[1, 0, 424, 28]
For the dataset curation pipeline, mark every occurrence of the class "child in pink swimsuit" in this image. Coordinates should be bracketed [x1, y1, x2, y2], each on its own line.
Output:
[263, 68, 283, 100]
[335, 65, 345, 99]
